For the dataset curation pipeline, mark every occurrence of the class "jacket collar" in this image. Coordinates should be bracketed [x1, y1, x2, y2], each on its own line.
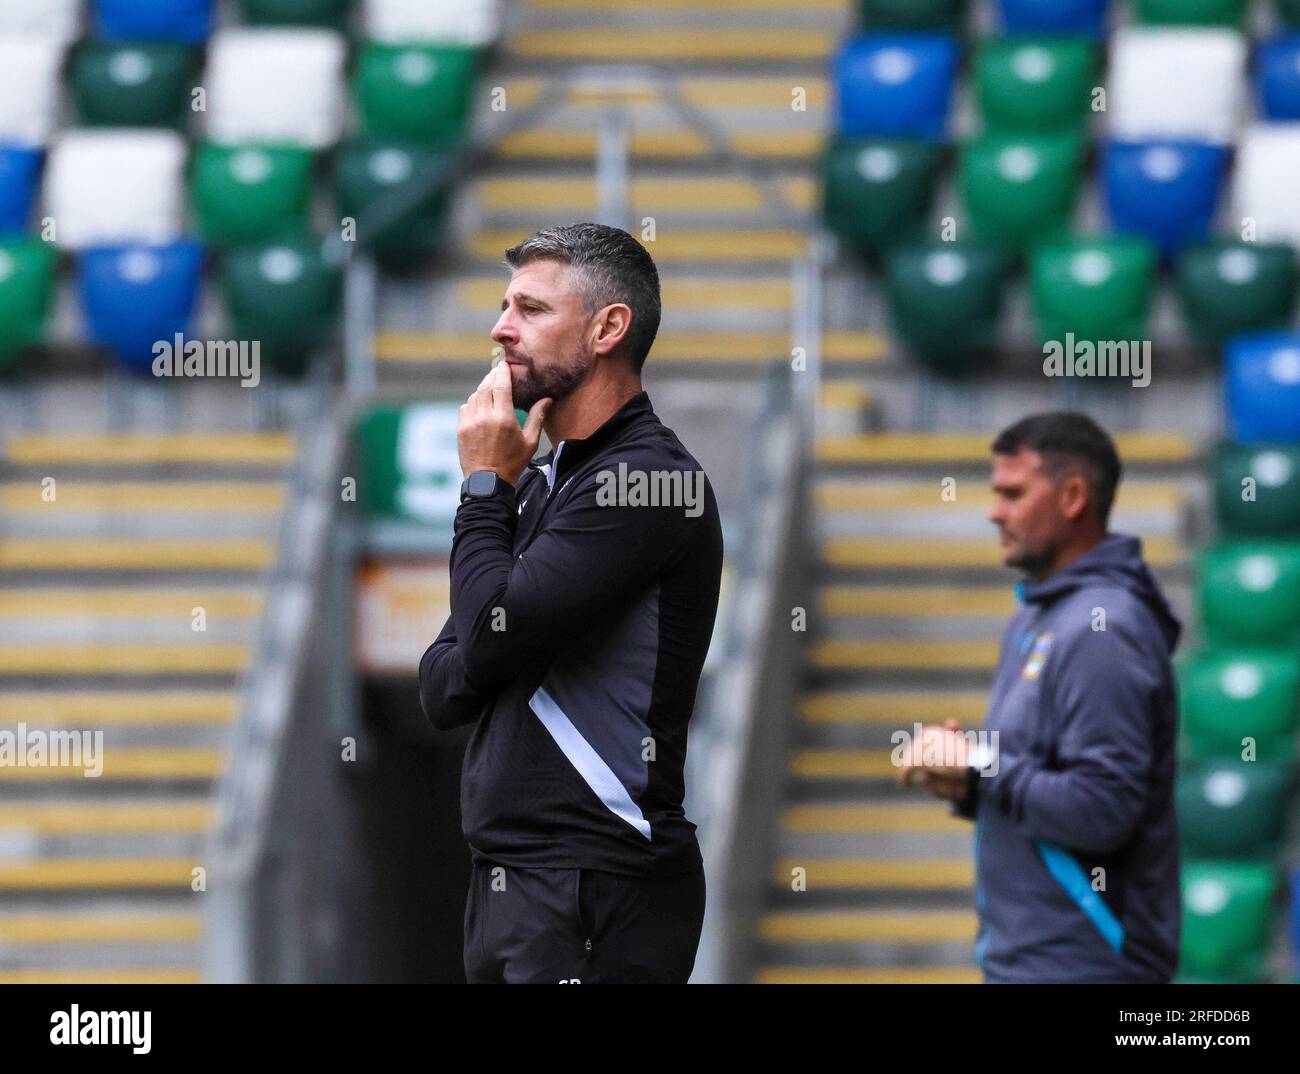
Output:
[528, 391, 655, 486]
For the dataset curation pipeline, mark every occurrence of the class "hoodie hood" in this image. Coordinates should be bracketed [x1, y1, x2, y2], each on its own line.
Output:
[1020, 532, 1182, 653]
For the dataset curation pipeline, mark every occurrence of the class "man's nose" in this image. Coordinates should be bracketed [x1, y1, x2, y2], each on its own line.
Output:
[490, 310, 516, 345]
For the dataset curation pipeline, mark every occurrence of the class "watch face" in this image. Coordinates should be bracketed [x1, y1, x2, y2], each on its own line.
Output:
[466, 471, 498, 497]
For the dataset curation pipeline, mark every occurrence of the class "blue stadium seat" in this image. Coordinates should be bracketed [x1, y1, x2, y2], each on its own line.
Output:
[1225, 332, 1300, 443]
[1102, 140, 1228, 256]
[834, 34, 959, 140]
[1257, 35, 1300, 121]
[93, 0, 215, 44]
[0, 145, 41, 235]
[997, 0, 1110, 37]
[77, 240, 205, 372]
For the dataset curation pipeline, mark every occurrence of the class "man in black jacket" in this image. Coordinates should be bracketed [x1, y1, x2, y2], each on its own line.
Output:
[419, 223, 724, 984]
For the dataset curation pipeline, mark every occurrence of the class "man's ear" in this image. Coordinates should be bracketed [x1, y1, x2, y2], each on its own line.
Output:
[590, 303, 632, 356]
[1058, 472, 1091, 523]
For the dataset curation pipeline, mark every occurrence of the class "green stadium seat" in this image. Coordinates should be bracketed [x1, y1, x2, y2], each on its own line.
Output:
[353, 43, 479, 144]
[1213, 443, 1300, 537]
[1179, 860, 1277, 982]
[1177, 241, 1297, 350]
[960, 132, 1084, 252]
[1178, 758, 1293, 859]
[1282, 0, 1300, 29]
[884, 242, 1008, 375]
[333, 138, 454, 271]
[1180, 649, 1300, 762]
[191, 144, 313, 244]
[0, 239, 56, 371]
[857, 0, 968, 30]
[821, 139, 943, 256]
[71, 41, 197, 129]
[1134, 0, 1247, 27]
[222, 236, 341, 376]
[1199, 542, 1300, 649]
[1030, 236, 1157, 346]
[239, 0, 352, 28]
[975, 37, 1097, 134]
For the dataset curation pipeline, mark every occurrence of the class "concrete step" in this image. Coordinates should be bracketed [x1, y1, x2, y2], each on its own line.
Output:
[3, 433, 296, 468]
[0, 691, 237, 726]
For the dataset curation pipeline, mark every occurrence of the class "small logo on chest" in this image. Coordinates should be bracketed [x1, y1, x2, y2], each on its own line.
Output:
[1021, 631, 1055, 681]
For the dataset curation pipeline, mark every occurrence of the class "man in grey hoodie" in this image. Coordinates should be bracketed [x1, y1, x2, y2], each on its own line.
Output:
[898, 412, 1182, 983]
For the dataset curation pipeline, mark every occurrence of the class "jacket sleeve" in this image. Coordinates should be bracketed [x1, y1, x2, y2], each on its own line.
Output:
[418, 615, 493, 730]
[448, 463, 702, 687]
[974, 620, 1161, 855]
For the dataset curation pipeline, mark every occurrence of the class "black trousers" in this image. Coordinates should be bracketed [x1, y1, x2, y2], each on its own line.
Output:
[463, 861, 706, 984]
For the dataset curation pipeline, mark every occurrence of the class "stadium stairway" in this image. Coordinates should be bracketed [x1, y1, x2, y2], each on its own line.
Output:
[0, 399, 296, 983]
[753, 416, 1202, 984]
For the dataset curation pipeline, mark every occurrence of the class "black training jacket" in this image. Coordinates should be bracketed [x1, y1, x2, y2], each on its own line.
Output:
[419, 391, 724, 878]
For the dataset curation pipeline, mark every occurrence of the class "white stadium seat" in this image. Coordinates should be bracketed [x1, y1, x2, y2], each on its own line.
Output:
[205, 29, 347, 149]
[1108, 28, 1246, 145]
[45, 130, 188, 249]
[0, 35, 67, 146]
[1234, 124, 1300, 247]
[0, 0, 80, 42]
[363, 0, 501, 48]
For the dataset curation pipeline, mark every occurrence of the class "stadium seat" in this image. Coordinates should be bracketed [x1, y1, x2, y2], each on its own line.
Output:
[1133, 0, 1246, 26]
[858, 0, 968, 31]
[0, 238, 56, 368]
[1101, 141, 1228, 256]
[1200, 542, 1300, 648]
[0, 145, 42, 235]
[821, 138, 943, 255]
[1226, 332, 1300, 443]
[45, 130, 187, 250]
[1030, 236, 1157, 346]
[77, 239, 205, 372]
[205, 28, 347, 149]
[353, 44, 480, 144]
[834, 34, 959, 140]
[1180, 649, 1300, 761]
[1213, 442, 1300, 537]
[0, 34, 66, 147]
[1282, 0, 1300, 30]
[71, 41, 198, 129]
[884, 242, 1008, 374]
[1177, 241, 1298, 348]
[1257, 35, 1300, 122]
[363, 0, 501, 48]
[240, 0, 352, 29]
[191, 143, 313, 244]
[975, 36, 1097, 133]
[1180, 861, 1277, 982]
[996, 0, 1109, 37]
[93, 0, 214, 43]
[1178, 758, 1292, 859]
[0, 0, 80, 41]
[222, 236, 341, 375]
[1108, 28, 1246, 145]
[1235, 124, 1300, 248]
[333, 138, 454, 270]
[960, 132, 1084, 251]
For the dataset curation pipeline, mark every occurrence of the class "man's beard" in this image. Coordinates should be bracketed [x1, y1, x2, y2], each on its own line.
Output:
[1003, 536, 1057, 578]
[508, 353, 590, 410]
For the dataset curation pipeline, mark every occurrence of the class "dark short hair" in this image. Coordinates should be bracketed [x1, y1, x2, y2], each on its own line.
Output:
[504, 222, 661, 373]
[991, 412, 1122, 525]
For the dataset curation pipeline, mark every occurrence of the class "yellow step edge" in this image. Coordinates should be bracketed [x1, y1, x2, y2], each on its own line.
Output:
[799, 691, 989, 723]
[0, 482, 286, 514]
[0, 644, 250, 675]
[783, 803, 970, 833]
[459, 277, 795, 311]
[808, 640, 1001, 671]
[821, 537, 1181, 569]
[0, 859, 202, 889]
[0, 968, 200, 984]
[819, 382, 872, 411]
[755, 966, 980, 984]
[774, 858, 974, 889]
[511, 28, 836, 61]
[759, 911, 977, 944]
[816, 480, 1185, 513]
[0, 749, 224, 781]
[819, 586, 1016, 617]
[0, 801, 213, 833]
[0, 691, 236, 724]
[497, 129, 823, 160]
[791, 748, 899, 779]
[0, 590, 262, 619]
[0, 540, 274, 571]
[0, 913, 201, 944]
[475, 177, 815, 214]
[471, 229, 807, 261]
[817, 432, 1194, 465]
[6, 434, 296, 466]
[503, 77, 829, 110]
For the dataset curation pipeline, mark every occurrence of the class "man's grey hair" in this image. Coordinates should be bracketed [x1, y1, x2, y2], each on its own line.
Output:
[504, 222, 661, 373]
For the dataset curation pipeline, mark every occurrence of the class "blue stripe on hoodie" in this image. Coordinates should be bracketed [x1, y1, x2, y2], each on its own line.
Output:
[958, 533, 1182, 983]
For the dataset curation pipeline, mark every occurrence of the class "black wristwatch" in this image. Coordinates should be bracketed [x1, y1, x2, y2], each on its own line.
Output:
[460, 470, 510, 503]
